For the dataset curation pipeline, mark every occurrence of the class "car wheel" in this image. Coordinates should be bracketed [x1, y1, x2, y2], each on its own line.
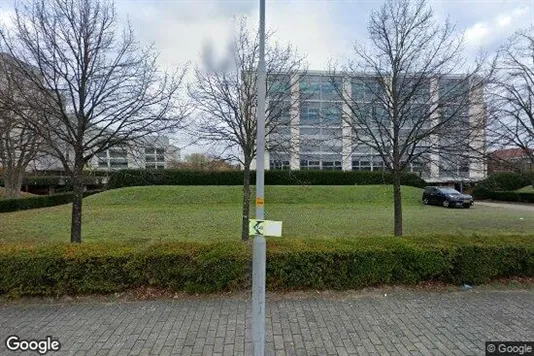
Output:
[442, 200, 450, 208]
[463, 204, 471, 209]
[423, 198, 429, 205]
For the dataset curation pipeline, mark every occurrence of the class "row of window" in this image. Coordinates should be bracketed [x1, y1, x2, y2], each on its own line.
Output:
[96, 146, 167, 169]
[281, 76, 468, 103]
[270, 159, 469, 177]
[270, 159, 432, 174]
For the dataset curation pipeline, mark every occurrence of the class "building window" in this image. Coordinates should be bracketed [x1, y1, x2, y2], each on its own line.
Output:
[352, 78, 382, 103]
[352, 155, 386, 171]
[300, 102, 320, 125]
[300, 76, 322, 100]
[300, 159, 321, 170]
[322, 160, 342, 170]
[145, 146, 166, 169]
[270, 160, 290, 170]
[96, 147, 128, 170]
[109, 161, 129, 169]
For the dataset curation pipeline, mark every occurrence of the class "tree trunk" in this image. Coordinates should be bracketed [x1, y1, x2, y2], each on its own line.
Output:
[241, 163, 251, 242]
[70, 166, 84, 243]
[3, 168, 24, 198]
[393, 171, 403, 236]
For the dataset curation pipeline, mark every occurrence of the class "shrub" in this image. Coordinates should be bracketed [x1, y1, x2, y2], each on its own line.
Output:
[0, 236, 532, 297]
[107, 169, 426, 189]
[0, 175, 107, 188]
[0, 190, 102, 213]
[473, 190, 534, 203]
[474, 172, 534, 193]
[0, 242, 249, 296]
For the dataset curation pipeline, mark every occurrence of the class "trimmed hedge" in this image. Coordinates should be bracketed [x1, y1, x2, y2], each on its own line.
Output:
[474, 172, 534, 193]
[473, 190, 534, 203]
[473, 173, 534, 202]
[0, 236, 532, 297]
[0, 190, 103, 213]
[107, 169, 426, 189]
[0, 175, 107, 187]
[0, 242, 250, 296]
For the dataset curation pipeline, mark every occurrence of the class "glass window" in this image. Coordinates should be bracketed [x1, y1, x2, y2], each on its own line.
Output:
[272, 126, 291, 136]
[300, 159, 321, 170]
[321, 128, 342, 139]
[352, 155, 384, 171]
[439, 78, 468, 101]
[109, 150, 127, 158]
[110, 161, 128, 168]
[300, 141, 320, 153]
[322, 102, 342, 126]
[300, 127, 321, 136]
[300, 76, 321, 100]
[322, 160, 342, 171]
[268, 101, 292, 125]
[321, 77, 342, 101]
[300, 102, 320, 125]
[156, 148, 164, 155]
[352, 78, 382, 102]
[268, 75, 291, 97]
[270, 160, 290, 170]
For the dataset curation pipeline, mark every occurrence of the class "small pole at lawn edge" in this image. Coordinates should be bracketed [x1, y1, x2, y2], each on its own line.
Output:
[252, 0, 266, 355]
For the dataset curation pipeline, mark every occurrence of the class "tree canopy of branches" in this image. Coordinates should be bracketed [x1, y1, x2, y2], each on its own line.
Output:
[0, 54, 43, 198]
[0, 0, 189, 243]
[169, 153, 238, 171]
[329, 0, 487, 236]
[490, 27, 534, 182]
[189, 18, 307, 241]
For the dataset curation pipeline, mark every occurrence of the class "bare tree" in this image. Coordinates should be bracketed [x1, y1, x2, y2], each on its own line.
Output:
[0, 54, 43, 198]
[169, 153, 238, 171]
[189, 18, 306, 241]
[0, 0, 189, 243]
[329, 0, 488, 236]
[489, 27, 534, 184]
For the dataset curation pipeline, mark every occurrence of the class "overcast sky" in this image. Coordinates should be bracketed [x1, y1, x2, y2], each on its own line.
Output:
[1, 0, 533, 155]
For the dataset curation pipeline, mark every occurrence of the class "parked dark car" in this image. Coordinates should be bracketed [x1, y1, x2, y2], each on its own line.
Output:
[422, 186, 474, 208]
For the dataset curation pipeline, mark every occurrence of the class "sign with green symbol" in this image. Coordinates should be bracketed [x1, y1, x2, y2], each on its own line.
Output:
[249, 219, 282, 237]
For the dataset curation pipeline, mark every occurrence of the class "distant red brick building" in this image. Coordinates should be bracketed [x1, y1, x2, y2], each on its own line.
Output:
[488, 148, 534, 174]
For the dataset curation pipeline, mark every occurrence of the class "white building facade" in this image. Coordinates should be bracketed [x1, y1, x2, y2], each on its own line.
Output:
[29, 135, 180, 172]
[91, 136, 180, 171]
[252, 72, 487, 183]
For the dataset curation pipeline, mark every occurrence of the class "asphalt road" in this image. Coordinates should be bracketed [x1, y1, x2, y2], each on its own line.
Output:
[476, 201, 534, 212]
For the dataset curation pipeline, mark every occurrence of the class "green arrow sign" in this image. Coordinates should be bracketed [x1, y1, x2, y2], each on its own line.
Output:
[249, 219, 282, 237]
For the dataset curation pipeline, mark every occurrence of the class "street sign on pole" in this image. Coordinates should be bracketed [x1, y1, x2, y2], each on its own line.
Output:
[252, 0, 267, 355]
[249, 219, 283, 237]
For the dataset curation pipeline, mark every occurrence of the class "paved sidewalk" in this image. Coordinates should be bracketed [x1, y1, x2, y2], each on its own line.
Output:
[1, 289, 533, 355]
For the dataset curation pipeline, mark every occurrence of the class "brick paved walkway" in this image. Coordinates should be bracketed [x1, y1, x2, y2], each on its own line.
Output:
[1, 289, 533, 355]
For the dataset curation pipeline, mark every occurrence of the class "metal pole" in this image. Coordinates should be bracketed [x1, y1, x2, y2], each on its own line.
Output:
[252, 0, 266, 355]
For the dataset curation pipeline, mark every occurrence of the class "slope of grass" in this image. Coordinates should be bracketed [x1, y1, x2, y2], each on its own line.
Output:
[516, 185, 534, 193]
[86, 185, 424, 206]
[1, 185, 533, 244]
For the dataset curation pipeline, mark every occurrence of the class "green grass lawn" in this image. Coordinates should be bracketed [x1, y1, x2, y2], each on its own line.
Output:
[1, 185, 533, 244]
[517, 185, 534, 193]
